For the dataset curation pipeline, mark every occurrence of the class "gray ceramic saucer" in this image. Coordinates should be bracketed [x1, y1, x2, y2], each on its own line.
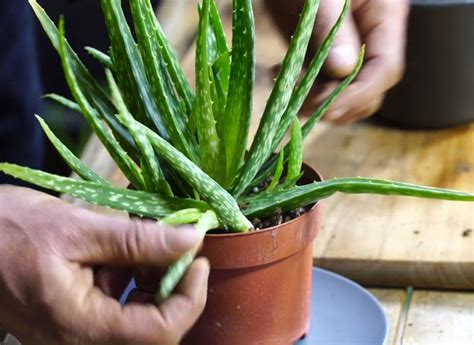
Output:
[119, 268, 388, 345]
[298, 268, 388, 345]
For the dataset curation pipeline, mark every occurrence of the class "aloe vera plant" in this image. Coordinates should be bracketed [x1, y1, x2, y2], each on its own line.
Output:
[1, 0, 473, 301]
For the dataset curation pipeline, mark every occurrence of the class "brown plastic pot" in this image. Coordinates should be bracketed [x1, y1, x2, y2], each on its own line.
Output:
[183, 165, 323, 345]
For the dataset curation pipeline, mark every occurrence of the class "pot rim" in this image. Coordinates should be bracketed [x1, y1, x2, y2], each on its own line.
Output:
[206, 163, 323, 238]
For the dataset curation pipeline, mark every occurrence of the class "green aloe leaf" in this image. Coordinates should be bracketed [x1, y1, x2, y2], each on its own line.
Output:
[209, 0, 228, 55]
[212, 51, 231, 100]
[232, 0, 319, 196]
[137, 0, 194, 115]
[220, 0, 255, 187]
[43, 93, 81, 113]
[29, 0, 137, 157]
[45, 93, 139, 164]
[195, 0, 222, 181]
[158, 210, 219, 302]
[208, 65, 222, 120]
[44, 93, 138, 163]
[202, 8, 219, 65]
[134, 121, 252, 232]
[106, 70, 172, 195]
[85, 46, 113, 69]
[209, 0, 231, 99]
[267, 150, 284, 192]
[100, 0, 169, 137]
[57, 18, 145, 189]
[129, 0, 198, 161]
[271, 0, 350, 151]
[303, 46, 365, 137]
[36, 115, 109, 185]
[285, 118, 303, 187]
[0, 163, 207, 219]
[250, 46, 365, 190]
[159, 208, 204, 226]
[242, 178, 474, 218]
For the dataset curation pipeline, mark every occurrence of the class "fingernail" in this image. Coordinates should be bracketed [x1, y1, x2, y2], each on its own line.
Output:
[329, 45, 358, 76]
[163, 226, 201, 251]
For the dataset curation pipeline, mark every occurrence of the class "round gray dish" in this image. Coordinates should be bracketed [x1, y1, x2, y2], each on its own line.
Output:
[378, 0, 474, 129]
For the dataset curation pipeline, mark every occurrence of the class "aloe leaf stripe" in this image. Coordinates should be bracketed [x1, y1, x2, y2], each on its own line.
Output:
[197, 2, 220, 65]
[286, 119, 303, 186]
[208, 0, 230, 99]
[36, 116, 109, 185]
[209, 0, 228, 55]
[158, 210, 219, 301]
[136, 121, 252, 232]
[302, 46, 365, 137]
[100, 0, 170, 137]
[232, 0, 319, 196]
[141, 0, 194, 115]
[107, 70, 172, 196]
[272, 0, 349, 151]
[242, 178, 474, 218]
[85, 46, 113, 69]
[0, 163, 207, 219]
[268, 150, 284, 192]
[100, 0, 143, 123]
[159, 208, 204, 226]
[44, 93, 137, 162]
[220, 0, 255, 186]
[212, 51, 231, 100]
[44, 94, 81, 113]
[58, 18, 145, 189]
[208, 65, 222, 120]
[249, 46, 365, 190]
[129, 0, 197, 161]
[196, 0, 222, 181]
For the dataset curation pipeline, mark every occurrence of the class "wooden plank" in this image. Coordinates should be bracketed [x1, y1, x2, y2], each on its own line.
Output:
[310, 123, 474, 289]
[369, 289, 407, 345]
[402, 290, 474, 345]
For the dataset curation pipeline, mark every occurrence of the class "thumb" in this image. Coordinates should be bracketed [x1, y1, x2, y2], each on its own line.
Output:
[61, 209, 201, 267]
[313, 0, 360, 78]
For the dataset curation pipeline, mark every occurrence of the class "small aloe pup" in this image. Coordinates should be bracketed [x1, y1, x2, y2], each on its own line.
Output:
[1, 0, 473, 302]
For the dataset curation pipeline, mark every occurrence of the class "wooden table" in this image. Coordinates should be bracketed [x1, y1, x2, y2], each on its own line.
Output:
[7, 1, 471, 344]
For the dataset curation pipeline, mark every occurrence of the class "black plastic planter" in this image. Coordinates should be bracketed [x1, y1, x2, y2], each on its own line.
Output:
[378, 0, 474, 129]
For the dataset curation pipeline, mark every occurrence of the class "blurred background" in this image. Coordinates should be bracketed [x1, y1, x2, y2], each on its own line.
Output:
[37, 0, 160, 177]
[378, 0, 474, 128]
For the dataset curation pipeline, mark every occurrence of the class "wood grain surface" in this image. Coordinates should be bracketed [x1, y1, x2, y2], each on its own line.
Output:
[310, 122, 474, 289]
[402, 290, 474, 345]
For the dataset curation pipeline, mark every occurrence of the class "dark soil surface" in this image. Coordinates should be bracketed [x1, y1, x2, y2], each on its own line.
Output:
[249, 206, 309, 231]
[246, 177, 311, 231]
[207, 205, 310, 234]
[241, 177, 312, 231]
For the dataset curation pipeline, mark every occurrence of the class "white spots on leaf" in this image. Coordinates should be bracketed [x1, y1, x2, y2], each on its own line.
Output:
[109, 193, 123, 202]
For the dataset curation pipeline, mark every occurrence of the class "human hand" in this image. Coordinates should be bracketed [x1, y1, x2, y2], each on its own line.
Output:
[0, 186, 209, 345]
[265, 0, 409, 124]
